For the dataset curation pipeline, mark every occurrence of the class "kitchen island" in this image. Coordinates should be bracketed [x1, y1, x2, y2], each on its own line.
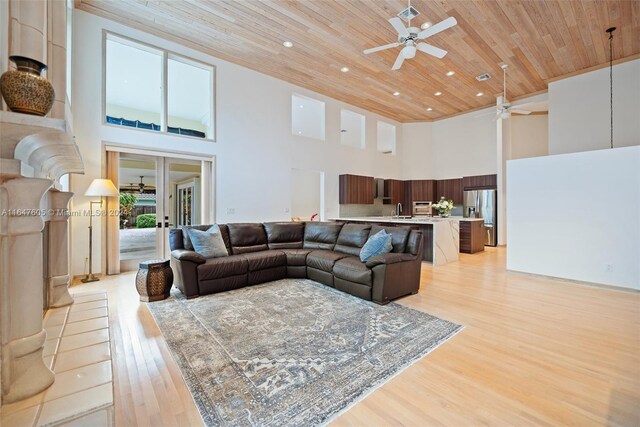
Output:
[330, 216, 484, 266]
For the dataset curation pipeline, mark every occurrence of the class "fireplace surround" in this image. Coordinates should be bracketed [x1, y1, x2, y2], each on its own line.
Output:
[0, 111, 83, 404]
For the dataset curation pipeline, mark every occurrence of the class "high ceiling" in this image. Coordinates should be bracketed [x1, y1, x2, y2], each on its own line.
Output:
[76, 0, 640, 122]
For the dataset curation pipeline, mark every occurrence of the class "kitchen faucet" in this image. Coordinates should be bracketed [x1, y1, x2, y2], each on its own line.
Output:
[395, 202, 403, 218]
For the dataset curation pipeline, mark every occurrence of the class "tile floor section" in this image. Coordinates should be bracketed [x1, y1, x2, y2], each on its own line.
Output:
[0, 291, 114, 426]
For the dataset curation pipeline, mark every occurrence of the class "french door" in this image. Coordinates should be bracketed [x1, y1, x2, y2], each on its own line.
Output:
[107, 149, 213, 272]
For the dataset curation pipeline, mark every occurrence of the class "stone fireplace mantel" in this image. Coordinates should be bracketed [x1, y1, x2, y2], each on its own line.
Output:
[0, 110, 84, 404]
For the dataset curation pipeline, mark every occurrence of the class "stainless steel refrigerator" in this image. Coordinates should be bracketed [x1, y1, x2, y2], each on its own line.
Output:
[463, 189, 497, 246]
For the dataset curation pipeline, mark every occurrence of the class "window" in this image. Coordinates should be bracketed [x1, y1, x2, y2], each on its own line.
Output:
[377, 121, 396, 154]
[340, 109, 365, 149]
[104, 33, 215, 140]
[291, 94, 325, 141]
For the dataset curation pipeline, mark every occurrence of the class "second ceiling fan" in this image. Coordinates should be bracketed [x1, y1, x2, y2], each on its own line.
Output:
[363, 2, 457, 71]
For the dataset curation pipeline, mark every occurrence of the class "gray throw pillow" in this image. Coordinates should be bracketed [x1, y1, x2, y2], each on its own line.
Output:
[187, 225, 228, 259]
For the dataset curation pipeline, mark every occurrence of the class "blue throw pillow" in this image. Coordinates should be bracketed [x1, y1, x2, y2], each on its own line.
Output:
[187, 225, 228, 259]
[360, 230, 393, 262]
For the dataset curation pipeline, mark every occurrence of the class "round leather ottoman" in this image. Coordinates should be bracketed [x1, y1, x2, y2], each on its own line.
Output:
[135, 259, 173, 302]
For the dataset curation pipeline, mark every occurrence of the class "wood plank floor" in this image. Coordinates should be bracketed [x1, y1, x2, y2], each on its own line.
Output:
[72, 247, 640, 426]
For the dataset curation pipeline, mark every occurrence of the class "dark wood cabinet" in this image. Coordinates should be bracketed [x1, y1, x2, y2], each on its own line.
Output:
[459, 221, 486, 253]
[436, 178, 463, 205]
[462, 174, 497, 190]
[383, 179, 404, 205]
[403, 180, 436, 212]
[339, 174, 375, 204]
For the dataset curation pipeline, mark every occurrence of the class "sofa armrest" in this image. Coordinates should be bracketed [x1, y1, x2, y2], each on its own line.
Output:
[170, 250, 204, 299]
[171, 249, 206, 264]
[365, 252, 416, 268]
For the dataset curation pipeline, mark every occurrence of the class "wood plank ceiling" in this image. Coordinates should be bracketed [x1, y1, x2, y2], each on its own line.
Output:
[75, 0, 640, 122]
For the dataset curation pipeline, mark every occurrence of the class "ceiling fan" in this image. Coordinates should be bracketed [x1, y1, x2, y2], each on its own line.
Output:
[497, 64, 535, 119]
[363, 1, 457, 71]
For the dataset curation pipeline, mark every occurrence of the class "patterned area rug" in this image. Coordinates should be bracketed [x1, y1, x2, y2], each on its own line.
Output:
[147, 279, 462, 426]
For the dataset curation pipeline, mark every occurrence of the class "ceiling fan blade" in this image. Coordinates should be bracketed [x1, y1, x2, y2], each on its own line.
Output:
[416, 42, 447, 59]
[510, 108, 532, 115]
[363, 42, 400, 55]
[392, 51, 405, 70]
[417, 16, 457, 39]
[388, 17, 409, 38]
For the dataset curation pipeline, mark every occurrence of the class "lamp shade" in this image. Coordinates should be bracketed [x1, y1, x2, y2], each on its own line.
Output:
[85, 179, 119, 197]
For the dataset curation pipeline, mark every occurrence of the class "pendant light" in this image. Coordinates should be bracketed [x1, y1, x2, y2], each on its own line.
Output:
[606, 26, 616, 149]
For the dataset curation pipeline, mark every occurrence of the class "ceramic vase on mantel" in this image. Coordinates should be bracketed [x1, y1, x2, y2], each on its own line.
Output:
[439, 212, 450, 218]
[0, 56, 55, 116]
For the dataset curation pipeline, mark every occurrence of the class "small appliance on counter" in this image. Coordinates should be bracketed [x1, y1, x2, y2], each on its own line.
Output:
[412, 201, 433, 217]
[463, 189, 497, 246]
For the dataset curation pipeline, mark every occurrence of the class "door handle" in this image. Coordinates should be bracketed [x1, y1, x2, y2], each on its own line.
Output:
[156, 222, 162, 228]
[164, 221, 170, 227]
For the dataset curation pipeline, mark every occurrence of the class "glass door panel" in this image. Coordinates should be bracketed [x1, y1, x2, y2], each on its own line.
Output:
[118, 154, 160, 271]
[164, 159, 202, 259]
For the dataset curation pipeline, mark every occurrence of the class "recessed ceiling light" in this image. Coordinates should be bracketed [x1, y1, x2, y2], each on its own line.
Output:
[446, 71, 455, 77]
[283, 41, 293, 48]
[393, 91, 400, 96]
[434, 91, 442, 96]
[421, 22, 432, 30]
[299, 105, 304, 108]
[340, 66, 350, 73]
[298, 131, 302, 135]
[476, 92, 484, 97]
[427, 108, 433, 111]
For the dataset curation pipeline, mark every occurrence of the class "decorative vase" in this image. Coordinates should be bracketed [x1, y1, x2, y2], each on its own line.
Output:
[0, 56, 55, 116]
[439, 212, 450, 218]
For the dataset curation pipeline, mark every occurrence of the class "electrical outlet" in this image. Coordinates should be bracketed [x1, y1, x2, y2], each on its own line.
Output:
[226, 208, 235, 215]
[605, 264, 613, 273]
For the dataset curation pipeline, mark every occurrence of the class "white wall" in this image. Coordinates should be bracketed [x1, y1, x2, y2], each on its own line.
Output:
[506, 146, 640, 290]
[548, 59, 640, 155]
[290, 169, 321, 221]
[510, 115, 548, 159]
[70, 10, 403, 276]
[401, 107, 498, 180]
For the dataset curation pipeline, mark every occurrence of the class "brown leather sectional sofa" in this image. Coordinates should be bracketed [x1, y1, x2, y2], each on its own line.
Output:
[169, 222, 423, 305]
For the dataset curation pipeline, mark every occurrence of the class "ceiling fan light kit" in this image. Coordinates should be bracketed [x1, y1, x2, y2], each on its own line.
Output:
[363, 0, 457, 71]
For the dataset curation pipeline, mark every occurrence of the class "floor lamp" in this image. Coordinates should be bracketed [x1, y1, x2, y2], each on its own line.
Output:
[82, 178, 119, 283]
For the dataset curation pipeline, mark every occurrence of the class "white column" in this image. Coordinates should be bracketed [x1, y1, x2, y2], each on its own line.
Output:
[47, 190, 74, 307]
[496, 117, 511, 246]
[0, 177, 55, 403]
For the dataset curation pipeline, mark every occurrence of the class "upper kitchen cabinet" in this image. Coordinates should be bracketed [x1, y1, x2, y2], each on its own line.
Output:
[383, 179, 404, 205]
[339, 174, 375, 204]
[410, 180, 437, 202]
[463, 174, 497, 190]
[436, 178, 463, 205]
[404, 180, 437, 209]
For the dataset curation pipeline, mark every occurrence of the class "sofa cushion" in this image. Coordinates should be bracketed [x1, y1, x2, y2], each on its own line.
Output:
[264, 222, 304, 249]
[228, 223, 268, 254]
[333, 257, 372, 286]
[334, 224, 372, 256]
[182, 224, 231, 253]
[280, 249, 312, 266]
[241, 250, 286, 271]
[187, 226, 228, 258]
[360, 230, 393, 262]
[370, 225, 411, 253]
[303, 222, 343, 250]
[306, 250, 349, 272]
[197, 255, 248, 281]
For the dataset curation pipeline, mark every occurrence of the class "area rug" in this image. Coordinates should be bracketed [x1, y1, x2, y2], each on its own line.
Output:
[147, 278, 462, 426]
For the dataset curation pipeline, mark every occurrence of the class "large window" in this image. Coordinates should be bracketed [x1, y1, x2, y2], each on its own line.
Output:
[104, 33, 215, 140]
[377, 121, 396, 155]
[291, 94, 325, 141]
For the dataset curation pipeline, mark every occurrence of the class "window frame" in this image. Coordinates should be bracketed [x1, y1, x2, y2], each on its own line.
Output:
[102, 31, 216, 142]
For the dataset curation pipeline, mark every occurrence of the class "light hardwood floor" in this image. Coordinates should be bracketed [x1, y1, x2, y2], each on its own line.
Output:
[72, 247, 640, 426]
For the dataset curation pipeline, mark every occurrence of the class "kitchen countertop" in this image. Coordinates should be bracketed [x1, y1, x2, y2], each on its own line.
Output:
[330, 216, 484, 224]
